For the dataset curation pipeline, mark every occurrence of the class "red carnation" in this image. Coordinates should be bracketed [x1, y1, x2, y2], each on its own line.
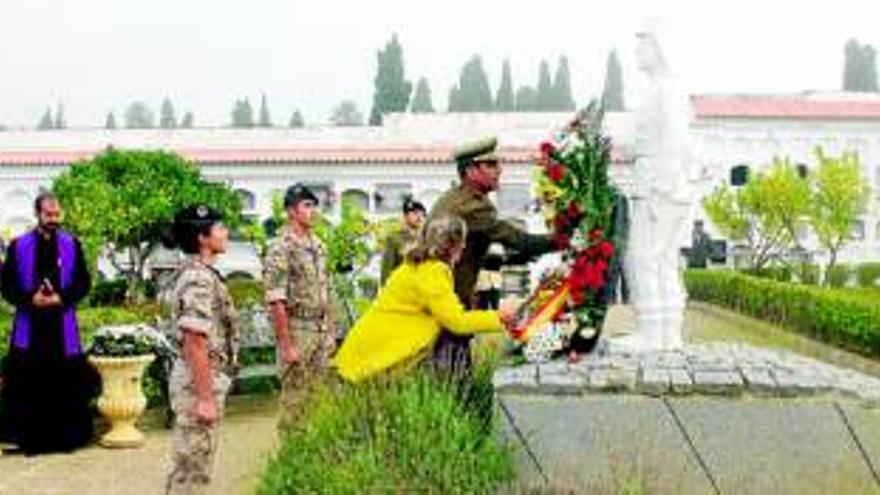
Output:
[546, 163, 565, 183]
[598, 241, 614, 259]
[589, 228, 603, 242]
[540, 141, 556, 157]
[566, 202, 581, 220]
[570, 288, 586, 306]
[586, 246, 599, 260]
[553, 215, 569, 232]
[553, 233, 570, 250]
[595, 259, 608, 274]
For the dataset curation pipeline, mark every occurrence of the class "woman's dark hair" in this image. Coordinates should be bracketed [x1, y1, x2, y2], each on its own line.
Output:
[405, 216, 467, 265]
[163, 205, 222, 254]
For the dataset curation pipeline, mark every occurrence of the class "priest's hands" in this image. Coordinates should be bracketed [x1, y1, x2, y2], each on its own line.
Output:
[32, 284, 62, 308]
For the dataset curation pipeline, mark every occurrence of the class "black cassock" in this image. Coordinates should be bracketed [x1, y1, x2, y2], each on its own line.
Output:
[0, 231, 97, 455]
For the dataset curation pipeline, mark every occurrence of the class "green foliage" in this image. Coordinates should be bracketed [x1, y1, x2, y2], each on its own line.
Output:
[89, 325, 170, 357]
[227, 278, 264, 309]
[856, 262, 880, 288]
[796, 263, 821, 285]
[160, 97, 177, 129]
[52, 148, 242, 299]
[495, 60, 515, 111]
[37, 107, 54, 130]
[410, 77, 434, 113]
[703, 157, 812, 270]
[180, 112, 194, 128]
[257, 372, 515, 494]
[515, 85, 537, 111]
[330, 100, 364, 127]
[810, 147, 870, 281]
[752, 265, 792, 283]
[685, 270, 880, 358]
[550, 56, 576, 111]
[448, 56, 494, 112]
[54, 103, 66, 130]
[536, 60, 554, 110]
[231, 98, 254, 128]
[825, 263, 852, 288]
[124, 101, 155, 129]
[314, 198, 373, 275]
[88, 279, 129, 306]
[369, 34, 413, 125]
[288, 110, 304, 128]
[843, 39, 878, 92]
[258, 94, 272, 127]
[601, 49, 625, 111]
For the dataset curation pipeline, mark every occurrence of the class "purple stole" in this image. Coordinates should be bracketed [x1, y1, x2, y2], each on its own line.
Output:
[11, 229, 82, 357]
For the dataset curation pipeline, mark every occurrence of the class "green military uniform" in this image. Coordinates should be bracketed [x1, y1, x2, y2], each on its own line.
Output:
[380, 224, 419, 285]
[430, 137, 554, 375]
[166, 258, 239, 495]
[263, 226, 337, 428]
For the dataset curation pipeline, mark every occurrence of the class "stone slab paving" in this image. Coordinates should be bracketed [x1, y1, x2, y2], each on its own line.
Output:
[494, 342, 880, 406]
[0, 400, 277, 495]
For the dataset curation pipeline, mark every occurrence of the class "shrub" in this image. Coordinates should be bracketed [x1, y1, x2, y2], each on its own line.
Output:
[856, 262, 880, 288]
[257, 371, 515, 494]
[751, 266, 792, 283]
[227, 278, 264, 309]
[795, 263, 821, 285]
[825, 263, 852, 288]
[87, 279, 129, 306]
[685, 270, 880, 358]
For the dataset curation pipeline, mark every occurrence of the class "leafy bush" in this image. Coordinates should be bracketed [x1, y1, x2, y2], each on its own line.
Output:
[227, 278, 264, 309]
[795, 263, 820, 285]
[751, 266, 792, 283]
[257, 371, 515, 494]
[685, 270, 880, 357]
[856, 262, 880, 288]
[87, 279, 129, 306]
[825, 263, 852, 288]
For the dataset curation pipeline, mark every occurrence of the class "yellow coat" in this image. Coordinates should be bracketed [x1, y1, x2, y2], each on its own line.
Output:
[333, 260, 502, 383]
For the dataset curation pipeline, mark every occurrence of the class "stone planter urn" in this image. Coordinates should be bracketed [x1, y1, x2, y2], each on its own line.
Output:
[89, 354, 155, 448]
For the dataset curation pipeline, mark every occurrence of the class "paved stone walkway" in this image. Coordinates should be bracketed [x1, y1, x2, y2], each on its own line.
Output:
[495, 342, 880, 405]
[0, 398, 278, 495]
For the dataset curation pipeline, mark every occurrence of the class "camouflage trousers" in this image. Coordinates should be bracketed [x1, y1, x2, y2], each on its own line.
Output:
[277, 324, 335, 431]
[165, 361, 231, 495]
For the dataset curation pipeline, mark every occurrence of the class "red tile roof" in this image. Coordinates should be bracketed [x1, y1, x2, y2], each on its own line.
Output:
[692, 94, 880, 120]
[0, 146, 629, 166]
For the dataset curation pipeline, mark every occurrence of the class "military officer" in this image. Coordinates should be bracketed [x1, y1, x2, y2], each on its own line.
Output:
[380, 196, 426, 286]
[165, 205, 239, 495]
[430, 136, 556, 376]
[263, 183, 337, 429]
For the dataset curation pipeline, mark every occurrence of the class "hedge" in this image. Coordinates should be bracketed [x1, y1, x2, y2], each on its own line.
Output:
[685, 270, 880, 358]
[857, 262, 880, 288]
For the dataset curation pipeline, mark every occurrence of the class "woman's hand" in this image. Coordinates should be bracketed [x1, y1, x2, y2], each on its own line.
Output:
[498, 300, 518, 327]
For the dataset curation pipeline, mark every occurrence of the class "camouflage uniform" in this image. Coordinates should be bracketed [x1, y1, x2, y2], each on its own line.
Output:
[430, 183, 553, 375]
[263, 227, 336, 428]
[380, 223, 418, 286]
[166, 259, 239, 495]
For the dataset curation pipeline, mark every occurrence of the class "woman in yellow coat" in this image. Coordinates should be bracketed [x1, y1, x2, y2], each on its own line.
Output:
[333, 216, 514, 383]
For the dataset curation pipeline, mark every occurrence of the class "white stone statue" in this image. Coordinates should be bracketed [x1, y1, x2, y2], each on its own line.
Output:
[618, 23, 699, 351]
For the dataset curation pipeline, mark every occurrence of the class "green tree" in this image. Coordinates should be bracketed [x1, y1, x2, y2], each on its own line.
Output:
[231, 98, 254, 128]
[515, 86, 537, 112]
[843, 39, 879, 92]
[448, 56, 493, 112]
[52, 149, 242, 301]
[495, 59, 515, 111]
[809, 147, 870, 283]
[125, 102, 155, 129]
[54, 103, 66, 130]
[551, 56, 575, 111]
[703, 159, 810, 271]
[536, 60, 554, 110]
[289, 110, 305, 128]
[37, 107, 54, 130]
[601, 49, 625, 111]
[410, 77, 434, 113]
[330, 100, 364, 126]
[258, 94, 272, 127]
[369, 34, 413, 125]
[105, 112, 117, 130]
[160, 97, 177, 128]
[180, 112, 195, 128]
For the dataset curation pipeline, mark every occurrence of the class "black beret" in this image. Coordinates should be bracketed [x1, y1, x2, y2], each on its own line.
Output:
[284, 183, 319, 208]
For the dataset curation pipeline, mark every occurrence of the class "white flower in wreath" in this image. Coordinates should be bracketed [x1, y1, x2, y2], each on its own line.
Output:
[523, 322, 564, 364]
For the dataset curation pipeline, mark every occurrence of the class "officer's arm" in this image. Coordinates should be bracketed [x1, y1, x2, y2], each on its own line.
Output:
[263, 242, 297, 353]
[470, 203, 554, 261]
[183, 332, 213, 405]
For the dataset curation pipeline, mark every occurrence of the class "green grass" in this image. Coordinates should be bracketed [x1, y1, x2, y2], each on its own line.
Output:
[257, 365, 515, 494]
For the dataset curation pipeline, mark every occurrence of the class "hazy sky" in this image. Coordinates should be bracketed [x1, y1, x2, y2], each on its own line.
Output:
[1, 0, 878, 128]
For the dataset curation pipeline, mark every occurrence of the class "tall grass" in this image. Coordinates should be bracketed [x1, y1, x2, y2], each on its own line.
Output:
[257, 363, 515, 494]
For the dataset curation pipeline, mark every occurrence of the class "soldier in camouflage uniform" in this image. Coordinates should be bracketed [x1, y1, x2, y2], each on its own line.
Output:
[380, 197, 426, 286]
[430, 137, 556, 377]
[263, 183, 337, 429]
[165, 205, 239, 495]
